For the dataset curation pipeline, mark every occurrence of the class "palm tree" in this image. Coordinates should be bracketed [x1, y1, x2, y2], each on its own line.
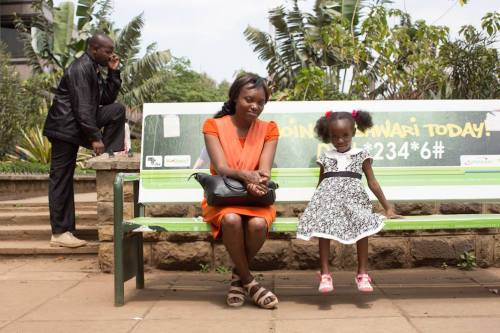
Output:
[15, 0, 171, 115]
[244, 0, 367, 93]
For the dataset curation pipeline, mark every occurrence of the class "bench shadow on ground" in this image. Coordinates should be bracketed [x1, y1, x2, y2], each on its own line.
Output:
[121, 269, 500, 311]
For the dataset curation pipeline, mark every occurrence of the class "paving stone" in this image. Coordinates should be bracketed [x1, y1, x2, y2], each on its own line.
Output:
[275, 317, 416, 333]
[410, 317, 500, 333]
[133, 319, 271, 333]
[1, 320, 136, 333]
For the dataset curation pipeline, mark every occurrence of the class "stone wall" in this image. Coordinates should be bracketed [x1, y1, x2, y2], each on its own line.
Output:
[87, 155, 500, 273]
[0, 174, 95, 200]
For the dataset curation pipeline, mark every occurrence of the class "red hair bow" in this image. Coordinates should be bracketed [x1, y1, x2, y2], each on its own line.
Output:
[351, 109, 359, 119]
[325, 110, 333, 118]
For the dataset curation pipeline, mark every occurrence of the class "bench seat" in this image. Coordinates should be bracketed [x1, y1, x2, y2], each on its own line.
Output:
[125, 214, 500, 233]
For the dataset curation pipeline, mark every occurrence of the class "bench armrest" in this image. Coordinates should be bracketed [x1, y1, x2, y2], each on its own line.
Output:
[113, 173, 141, 231]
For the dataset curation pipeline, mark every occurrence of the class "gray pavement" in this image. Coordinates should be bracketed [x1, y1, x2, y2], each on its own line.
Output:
[0, 258, 499, 333]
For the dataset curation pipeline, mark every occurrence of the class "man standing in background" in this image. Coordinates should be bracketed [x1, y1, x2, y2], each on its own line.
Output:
[43, 33, 125, 248]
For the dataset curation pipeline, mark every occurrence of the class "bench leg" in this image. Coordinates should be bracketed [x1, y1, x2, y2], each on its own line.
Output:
[114, 174, 125, 307]
[114, 227, 125, 306]
[136, 233, 145, 289]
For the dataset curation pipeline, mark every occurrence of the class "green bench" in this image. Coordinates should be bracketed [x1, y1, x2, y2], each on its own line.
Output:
[113, 166, 500, 306]
[112, 99, 500, 305]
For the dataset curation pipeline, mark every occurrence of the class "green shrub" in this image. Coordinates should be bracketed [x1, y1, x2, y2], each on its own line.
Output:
[0, 160, 94, 175]
[0, 44, 28, 157]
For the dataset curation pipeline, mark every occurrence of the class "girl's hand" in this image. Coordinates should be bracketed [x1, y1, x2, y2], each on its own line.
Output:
[384, 209, 403, 219]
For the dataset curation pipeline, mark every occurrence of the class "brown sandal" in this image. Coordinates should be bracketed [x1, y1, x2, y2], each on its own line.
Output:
[226, 272, 245, 307]
[243, 278, 278, 309]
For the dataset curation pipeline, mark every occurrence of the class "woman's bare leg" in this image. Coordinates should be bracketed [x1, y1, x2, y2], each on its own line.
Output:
[221, 213, 252, 283]
[243, 216, 276, 306]
[244, 216, 267, 264]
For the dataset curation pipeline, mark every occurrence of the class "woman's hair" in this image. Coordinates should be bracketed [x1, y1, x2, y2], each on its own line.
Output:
[214, 73, 270, 119]
[315, 110, 373, 143]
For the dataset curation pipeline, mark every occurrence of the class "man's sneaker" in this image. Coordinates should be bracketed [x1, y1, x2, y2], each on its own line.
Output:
[355, 273, 373, 293]
[318, 272, 334, 293]
[50, 232, 87, 248]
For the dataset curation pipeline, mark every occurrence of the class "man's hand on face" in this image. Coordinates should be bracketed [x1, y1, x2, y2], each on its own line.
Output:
[108, 53, 120, 70]
[92, 140, 105, 155]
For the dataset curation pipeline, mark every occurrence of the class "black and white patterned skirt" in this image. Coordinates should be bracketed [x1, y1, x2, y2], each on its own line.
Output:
[296, 177, 385, 244]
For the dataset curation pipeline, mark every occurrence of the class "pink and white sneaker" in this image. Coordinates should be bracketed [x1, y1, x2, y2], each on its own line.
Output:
[318, 272, 334, 293]
[355, 273, 373, 293]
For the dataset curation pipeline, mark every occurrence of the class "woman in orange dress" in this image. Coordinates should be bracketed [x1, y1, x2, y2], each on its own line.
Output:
[202, 74, 279, 309]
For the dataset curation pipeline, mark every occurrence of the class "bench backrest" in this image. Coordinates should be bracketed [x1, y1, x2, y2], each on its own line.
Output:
[139, 100, 500, 204]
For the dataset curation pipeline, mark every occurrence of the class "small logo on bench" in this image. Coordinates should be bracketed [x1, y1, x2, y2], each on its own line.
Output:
[145, 155, 163, 168]
[164, 155, 191, 168]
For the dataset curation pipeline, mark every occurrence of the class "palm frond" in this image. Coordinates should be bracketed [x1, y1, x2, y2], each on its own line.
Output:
[244, 26, 276, 62]
[119, 71, 169, 109]
[121, 49, 171, 85]
[53, 2, 75, 55]
[244, 26, 294, 89]
[75, 0, 96, 30]
[13, 17, 43, 73]
[145, 42, 158, 55]
[115, 13, 144, 63]
[95, 0, 113, 21]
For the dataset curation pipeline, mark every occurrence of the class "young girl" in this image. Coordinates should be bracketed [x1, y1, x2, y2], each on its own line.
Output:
[296, 110, 401, 294]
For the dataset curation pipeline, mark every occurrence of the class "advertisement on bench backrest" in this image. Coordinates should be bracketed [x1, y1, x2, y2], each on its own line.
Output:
[141, 100, 500, 170]
[138, 100, 500, 203]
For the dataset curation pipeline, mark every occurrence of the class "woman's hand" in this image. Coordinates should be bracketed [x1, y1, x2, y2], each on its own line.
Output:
[239, 170, 261, 184]
[240, 170, 269, 185]
[247, 183, 268, 197]
[384, 208, 403, 219]
[240, 170, 270, 196]
[257, 170, 270, 185]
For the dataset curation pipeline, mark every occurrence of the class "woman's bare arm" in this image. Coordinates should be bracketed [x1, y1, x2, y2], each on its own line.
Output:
[204, 134, 262, 184]
[258, 139, 278, 181]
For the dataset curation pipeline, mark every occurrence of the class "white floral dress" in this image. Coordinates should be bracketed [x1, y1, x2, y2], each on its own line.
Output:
[296, 148, 384, 244]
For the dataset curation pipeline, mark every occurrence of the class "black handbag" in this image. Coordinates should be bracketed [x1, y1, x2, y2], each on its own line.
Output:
[189, 173, 278, 207]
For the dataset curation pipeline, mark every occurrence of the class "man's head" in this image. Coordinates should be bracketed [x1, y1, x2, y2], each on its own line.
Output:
[87, 33, 114, 66]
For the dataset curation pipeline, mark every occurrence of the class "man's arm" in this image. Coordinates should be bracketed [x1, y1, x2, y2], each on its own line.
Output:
[67, 62, 102, 143]
[101, 54, 122, 105]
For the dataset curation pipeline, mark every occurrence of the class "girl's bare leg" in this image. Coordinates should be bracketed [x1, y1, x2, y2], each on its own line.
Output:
[356, 237, 369, 274]
[319, 238, 331, 274]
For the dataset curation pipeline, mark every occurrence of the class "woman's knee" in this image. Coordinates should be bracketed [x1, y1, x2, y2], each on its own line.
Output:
[247, 218, 267, 234]
[221, 213, 243, 231]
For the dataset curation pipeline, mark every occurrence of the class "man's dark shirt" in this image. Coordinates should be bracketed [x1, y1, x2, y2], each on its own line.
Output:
[43, 52, 122, 148]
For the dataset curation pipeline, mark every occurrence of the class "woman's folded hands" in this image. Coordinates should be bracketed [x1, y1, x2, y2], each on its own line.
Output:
[240, 170, 270, 197]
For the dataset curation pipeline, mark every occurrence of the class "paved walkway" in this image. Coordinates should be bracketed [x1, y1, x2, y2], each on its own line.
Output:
[0, 258, 499, 333]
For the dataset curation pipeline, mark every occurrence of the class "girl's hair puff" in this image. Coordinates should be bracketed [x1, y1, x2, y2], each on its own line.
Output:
[314, 110, 374, 143]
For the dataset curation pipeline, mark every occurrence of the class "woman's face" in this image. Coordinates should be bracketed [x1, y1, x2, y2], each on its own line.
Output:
[234, 84, 266, 123]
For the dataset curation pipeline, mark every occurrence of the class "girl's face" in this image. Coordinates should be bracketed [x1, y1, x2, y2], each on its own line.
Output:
[329, 119, 355, 153]
[234, 84, 266, 123]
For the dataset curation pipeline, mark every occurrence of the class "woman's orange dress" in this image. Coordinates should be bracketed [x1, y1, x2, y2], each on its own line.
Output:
[201, 117, 279, 239]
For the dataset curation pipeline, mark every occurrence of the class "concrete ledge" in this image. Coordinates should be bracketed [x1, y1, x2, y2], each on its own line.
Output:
[86, 154, 140, 170]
